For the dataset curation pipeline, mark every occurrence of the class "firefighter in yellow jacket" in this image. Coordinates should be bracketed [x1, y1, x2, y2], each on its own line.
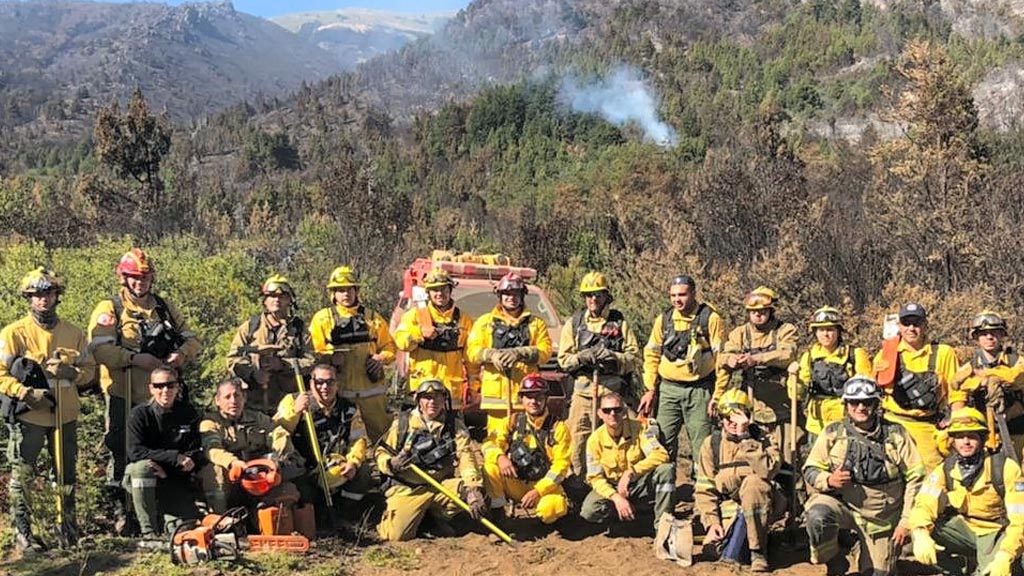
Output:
[695, 389, 785, 572]
[393, 267, 477, 410]
[482, 373, 570, 524]
[910, 407, 1024, 576]
[309, 266, 396, 443]
[376, 380, 485, 541]
[791, 307, 873, 444]
[466, 273, 552, 436]
[227, 274, 314, 414]
[872, 303, 959, 470]
[558, 272, 641, 477]
[87, 248, 200, 533]
[803, 376, 923, 576]
[949, 311, 1024, 455]
[0, 268, 96, 552]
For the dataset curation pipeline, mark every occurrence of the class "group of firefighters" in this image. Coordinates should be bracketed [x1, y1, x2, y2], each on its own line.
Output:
[2, 250, 1024, 576]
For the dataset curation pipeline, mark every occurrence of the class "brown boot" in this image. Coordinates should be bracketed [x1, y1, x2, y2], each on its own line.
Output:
[750, 550, 770, 572]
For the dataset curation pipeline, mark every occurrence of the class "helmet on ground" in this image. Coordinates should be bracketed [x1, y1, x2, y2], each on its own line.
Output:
[579, 272, 610, 294]
[841, 376, 881, 402]
[116, 248, 155, 277]
[326, 266, 361, 289]
[423, 267, 457, 289]
[970, 311, 1008, 338]
[519, 373, 549, 396]
[414, 379, 448, 398]
[808, 306, 843, 332]
[261, 274, 294, 297]
[494, 273, 527, 295]
[325, 456, 352, 490]
[743, 286, 777, 311]
[239, 458, 281, 496]
[718, 389, 753, 417]
[947, 408, 988, 435]
[20, 267, 64, 296]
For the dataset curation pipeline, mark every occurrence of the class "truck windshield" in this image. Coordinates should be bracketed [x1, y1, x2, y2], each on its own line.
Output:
[454, 290, 559, 328]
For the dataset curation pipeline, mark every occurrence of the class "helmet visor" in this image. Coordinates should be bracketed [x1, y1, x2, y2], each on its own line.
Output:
[811, 309, 841, 325]
[971, 313, 1006, 333]
[744, 293, 774, 309]
[843, 379, 879, 401]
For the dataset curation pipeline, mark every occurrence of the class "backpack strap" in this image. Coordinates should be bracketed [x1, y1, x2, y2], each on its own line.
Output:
[661, 308, 675, 343]
[992, 451, 1007, 500]
[927, 343, 938, 374]
[711, 427, 722, 471]
[246, 314, 262, 341]
[110, 294, 125, 347]
[943, 455, 957, 493]
[396, 409, 412, 451]
[571, 310, 586, 347]
[695, 303, 711, 341]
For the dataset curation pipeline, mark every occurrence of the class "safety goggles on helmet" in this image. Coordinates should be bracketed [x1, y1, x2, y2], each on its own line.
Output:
[326, 266, 361, 289]
[808, 307, 843, 331]
[717, 389, 753, 417]
[719, 402, 752, 417]
[415, 379, 448, 398]
[20, 267, 64, 296]
[519, 373, 549, 396]
[841, 376, 880, 402]
[115, 248, 155, 277]
[423, 268, 457, 289]
[947, 408, 988, 435]
[261, 274, 294, 297]
[494, 273, 528, 295]
[743, 289, 776, 311]
[970, 312, 1007, 336]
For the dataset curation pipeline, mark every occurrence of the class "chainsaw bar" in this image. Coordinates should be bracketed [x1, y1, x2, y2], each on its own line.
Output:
[248, 534, 310, 553]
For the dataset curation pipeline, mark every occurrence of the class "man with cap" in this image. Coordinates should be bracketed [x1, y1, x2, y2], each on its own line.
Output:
[558, 271, 641, 478]
[695, 389, 785, 572]
[909, 407, 1024, 576]
[310, 266, 396, 443]
[394, 267, 477, 411]
[227, 274, 314, 414]
[482, 373, 571, 525]
[873, 302, 959, 469]
[803, 376, 924, 576]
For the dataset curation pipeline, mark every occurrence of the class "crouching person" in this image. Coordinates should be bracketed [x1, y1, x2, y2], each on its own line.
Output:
[125, 367, 204, 543]
[581, 392, 675, 532]
[483, 373, 571, 524]
[376, 380, 485, 541]
[909, 407, 1024, 576]
[803, 376, 924, 576]
[695, 389, 785, 571]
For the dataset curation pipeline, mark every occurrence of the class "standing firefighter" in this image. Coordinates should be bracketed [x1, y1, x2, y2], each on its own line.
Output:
[466, 272, 552, 436]
[803, 376, 924, 576]
[482, 373, 571, 525]
[910, 407, 1024, 576]
[792, 307, 873, 445]
[639, 274, 726, 475]
[376, 380, 486, 541]
[88, 248, 200, 533]
[310, 266, 396, 443]
[0, 268, 96, 552]
[394, 267, 477, 410]
[558, 272, 640, 477]
[227, 274, 314, 414]
[872, 303, 959, 469]
[695, 389, 785, 572]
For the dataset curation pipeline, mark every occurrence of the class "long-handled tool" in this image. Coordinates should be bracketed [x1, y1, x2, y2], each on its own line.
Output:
[53, 364, 67, 546]
[290, 359, 333, 509]
[591, 368, 600, 434]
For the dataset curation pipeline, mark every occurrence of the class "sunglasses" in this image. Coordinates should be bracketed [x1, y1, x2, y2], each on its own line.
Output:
[899, 317, 925, 327]
[151, 381, 179, 390]
[312, 378, 335, 386]
[600, 406, 625, 415]
[848, 399, 878, 407]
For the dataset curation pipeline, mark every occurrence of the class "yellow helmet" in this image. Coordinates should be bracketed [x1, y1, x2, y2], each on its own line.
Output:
[422, 267, 456, 289]
[718, 389, 753, 416]
[579, 271, 611, 294]
[743, 286, 777, 310]
[947, 407, 988, 435]
[19, 267, 64, 296]
[970, 311, 1007, 338]
[808, 306, 843, 332]
[260, 274, 294, 297]
[326, 266, 361, 289]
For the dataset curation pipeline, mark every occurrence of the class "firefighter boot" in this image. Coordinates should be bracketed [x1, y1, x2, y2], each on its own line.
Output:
[57, 488, 80, 548]
[106, 484, 137, 536]
[13, 513, 45, 555]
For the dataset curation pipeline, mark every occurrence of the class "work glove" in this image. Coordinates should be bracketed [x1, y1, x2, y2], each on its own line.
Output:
[389, 449, 413, 474]
[19, 387, 54, 411]
[365, 356, 385, 382]
[986, 378, 1006, 413]
[983, 551, 1014, 576]
[465, 487, 486, 520]
[912, 529, 939, 566]
[594, 347, 618, 369]
[575, 347, 598, 366]
[486, 348, 517, 373]
[45, 359, 78, 381]
[508, 346, 538, 364]
[228, 460, 247, 483]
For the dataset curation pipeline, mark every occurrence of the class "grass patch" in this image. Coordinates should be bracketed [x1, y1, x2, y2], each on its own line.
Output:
[362, 545, 419, 570]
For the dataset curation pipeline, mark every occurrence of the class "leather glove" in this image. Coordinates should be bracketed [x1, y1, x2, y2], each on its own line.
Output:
[986, 377, 1006, 413]
[389, 449, 413, 474]
[45, 359, 78, 381]
[465, 487, 486, 520]
[594, 347, 618, 369]
[365, 356, 385, 382]
[487, 349, 516, 373]
[19, 387, 54, 411]
[984, 551, 1014, 576]
[575, 347, 598, 366]
[912, 529, 939, 566]
[228, 460, 246, 483]
[509, 346, 538, 364]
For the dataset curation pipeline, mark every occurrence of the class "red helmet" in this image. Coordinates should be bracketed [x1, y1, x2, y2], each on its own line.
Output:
[238, 458, 281, 496]
[494, 273, 528, 294]
[115, 248, 155, 277]
[519, 373, 549, 396]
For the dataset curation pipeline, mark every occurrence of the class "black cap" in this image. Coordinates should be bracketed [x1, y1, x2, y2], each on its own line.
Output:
[898, 302, 927, 320]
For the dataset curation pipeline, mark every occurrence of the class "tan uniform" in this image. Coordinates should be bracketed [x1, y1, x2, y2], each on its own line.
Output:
[393, 302, 477, 409]
[792, 343, 874, 438]
[950, 348, 1024, 455]
[226, 313, 314, 414]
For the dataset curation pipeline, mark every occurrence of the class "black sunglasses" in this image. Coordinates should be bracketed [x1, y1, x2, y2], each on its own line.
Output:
[151, 381, 179, 390]
[848, 399, 878, 407]
[900, 317, 925, 327]
[600, 406, 625, 415]
[312, 378, 335, 386]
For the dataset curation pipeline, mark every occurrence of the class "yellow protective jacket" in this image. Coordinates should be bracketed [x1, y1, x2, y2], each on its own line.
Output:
[558, 306, 641, 394]
[393, 302, 477, 405]
[200, 408, 293, 470]
[872, 341, 959, 420]
[374, 408, 482, 488]
[481, 410, 571, 496]
[309, 303, 396, 396]
[0, 316, 97, 426]
[273, 393, 367, 468]
[695, 426, 781, 528]
[466, 306, 552, 414]
[226, 313, 314, 390]
[910, 454, 1024, 558]
[792, 343, 873, 436]
[585, 418, 669, 499]
[88, 289, 200, 403]
[950, 347, 1024, 412]
[803, 418, 925, 534]
[643, 305, 727, 396]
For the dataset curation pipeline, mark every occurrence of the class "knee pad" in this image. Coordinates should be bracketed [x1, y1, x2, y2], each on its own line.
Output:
[804, 504, 836, 536]
[536, 494, 568, 524]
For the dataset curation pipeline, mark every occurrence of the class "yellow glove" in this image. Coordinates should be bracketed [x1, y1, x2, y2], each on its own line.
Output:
[984, 551, 1014, 576]
[912, 529, 940, 565]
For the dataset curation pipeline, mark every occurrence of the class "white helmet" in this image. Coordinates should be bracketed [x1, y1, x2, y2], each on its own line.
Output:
[841, 376, 881, 402]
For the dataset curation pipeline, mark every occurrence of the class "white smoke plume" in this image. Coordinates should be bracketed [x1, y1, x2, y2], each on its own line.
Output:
[559, 65, 678, 147]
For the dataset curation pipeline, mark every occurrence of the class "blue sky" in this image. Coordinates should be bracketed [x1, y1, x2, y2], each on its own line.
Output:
[98, 1, 472, 17]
